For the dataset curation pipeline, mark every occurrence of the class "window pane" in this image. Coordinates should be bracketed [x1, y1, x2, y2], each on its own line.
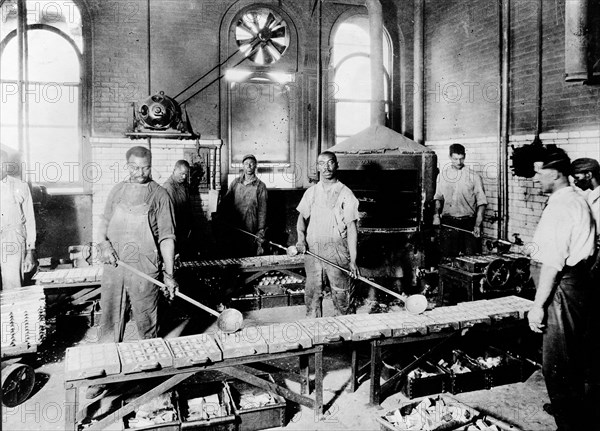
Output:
[335, 102, 370, 136]
[27, 30, 80, 82]
[335, 56, 371, 100]
[1, 1, 18, 40]
[28, 126, 80, 183]
[26, 1, 82, 51]
[0, 38, 19, 80]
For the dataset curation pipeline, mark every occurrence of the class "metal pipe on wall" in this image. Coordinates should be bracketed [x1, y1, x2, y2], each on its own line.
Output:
[498, 0, 510, 240]
[413, 0, 424, 144]
[565, 0, 589, 82]
[366, 0, 385, 126]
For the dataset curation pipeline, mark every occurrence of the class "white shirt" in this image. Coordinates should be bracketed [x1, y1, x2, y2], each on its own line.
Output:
[586, 187, 600, 235]
[530, 186, 596, 271]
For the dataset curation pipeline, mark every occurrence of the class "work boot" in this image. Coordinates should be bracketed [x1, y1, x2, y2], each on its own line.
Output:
[85, 384, 107, 399]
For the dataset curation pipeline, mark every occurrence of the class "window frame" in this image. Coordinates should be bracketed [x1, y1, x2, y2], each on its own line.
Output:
[0, 2, 91, 194]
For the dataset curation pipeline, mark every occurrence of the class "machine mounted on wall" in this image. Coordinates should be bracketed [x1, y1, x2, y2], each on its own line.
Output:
[126, 91, 197, 139]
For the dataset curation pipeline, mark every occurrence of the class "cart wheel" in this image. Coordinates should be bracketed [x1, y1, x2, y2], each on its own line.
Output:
[1, 363, 35, 407]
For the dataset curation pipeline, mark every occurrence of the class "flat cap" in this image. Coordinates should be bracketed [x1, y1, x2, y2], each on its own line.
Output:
[541, 147, 571, 175]
[242, 154, 257, 164]
[571, 157, 600, 175]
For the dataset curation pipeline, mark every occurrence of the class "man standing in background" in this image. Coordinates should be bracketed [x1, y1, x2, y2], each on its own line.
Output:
[432, 143, 487, 257]
[0, 148, 37, 289]
[163, 160, 195, 259]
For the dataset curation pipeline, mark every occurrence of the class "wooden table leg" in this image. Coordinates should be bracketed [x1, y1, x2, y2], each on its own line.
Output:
[64, 386, 78, 431]
[350, 346, 358, 392]
[314, 348, 324, 417]
[369, 340, 382, 405]
[300, 354, 310, 395]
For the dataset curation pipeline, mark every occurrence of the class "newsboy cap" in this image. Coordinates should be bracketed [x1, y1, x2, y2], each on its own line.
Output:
[571, 157, 600, 175]
[242, 154, 257, 164]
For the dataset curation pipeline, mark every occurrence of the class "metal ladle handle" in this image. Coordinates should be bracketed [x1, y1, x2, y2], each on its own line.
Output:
[116, 260, 220, 318]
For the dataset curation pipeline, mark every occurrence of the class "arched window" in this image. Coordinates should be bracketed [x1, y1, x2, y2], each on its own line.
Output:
[331, 15, 392, 145]
[1, 1, 86, 192]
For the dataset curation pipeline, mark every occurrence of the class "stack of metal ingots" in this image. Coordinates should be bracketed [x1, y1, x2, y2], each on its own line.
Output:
[64, 296, 533, 380]
[179, 254, 305, 269]
[33, 266, 104, 284]
[1, 286, 47, 354]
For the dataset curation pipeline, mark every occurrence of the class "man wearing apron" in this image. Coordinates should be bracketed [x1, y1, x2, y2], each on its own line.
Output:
[296, 151, 360, 317]
[0, 149, 37, 289]
[528, 149, 595, 431]
[97, 146, 178, 343]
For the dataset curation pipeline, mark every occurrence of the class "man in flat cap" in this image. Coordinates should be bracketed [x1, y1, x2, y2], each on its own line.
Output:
[219, 154, 268, 256]
[572, 157, 600, 236]
[528, 148, 596, 430]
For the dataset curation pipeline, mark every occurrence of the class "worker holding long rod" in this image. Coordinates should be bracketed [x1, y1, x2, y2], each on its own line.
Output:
[295, 151, 360, 318]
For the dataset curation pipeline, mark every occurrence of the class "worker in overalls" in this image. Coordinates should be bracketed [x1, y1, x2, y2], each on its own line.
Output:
[0, 149, 37, 289]
[528, 149, 595, 430]
[96, 146, 178, 344]
[218, 154, 268, 257]
[296, 151, 360, 317]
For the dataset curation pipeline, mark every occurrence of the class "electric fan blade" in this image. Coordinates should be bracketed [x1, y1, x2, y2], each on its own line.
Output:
[270, 25, 287, 39]
[269, 38, 286, 53]
[262, 45, 276, 64]
[238, 20, 258, 38]
[266, 40, 284, 59]
[263, 12, 276, 30]
[235, 26, 255, 42]
[251, 47, 265, 65]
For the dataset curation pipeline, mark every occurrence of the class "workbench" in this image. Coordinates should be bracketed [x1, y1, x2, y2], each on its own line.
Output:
[350, 302, 530, 405]
[64, 345, 323, 431]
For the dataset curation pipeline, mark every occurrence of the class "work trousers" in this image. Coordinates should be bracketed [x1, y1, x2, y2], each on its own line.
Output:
[543, 263, 590, 431]
[304, 253, 355, 318]
[0, 229, 26, 290]
[439, 216, 480, 257]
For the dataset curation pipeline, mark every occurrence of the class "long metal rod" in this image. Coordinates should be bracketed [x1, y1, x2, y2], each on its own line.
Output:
[116, 260, 220, 317]
[229, 226, 408, 302]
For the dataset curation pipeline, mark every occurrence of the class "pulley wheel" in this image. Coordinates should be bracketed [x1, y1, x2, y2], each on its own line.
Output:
[1, 363, 35, 407]
[485, 258, 511, 288]
[510, 257, 531, 285]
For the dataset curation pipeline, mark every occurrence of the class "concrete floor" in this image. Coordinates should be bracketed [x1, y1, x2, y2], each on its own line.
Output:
[1, 299, 556, 431]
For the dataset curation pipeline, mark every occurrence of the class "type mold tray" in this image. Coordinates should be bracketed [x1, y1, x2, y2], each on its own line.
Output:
[117, 338, 173, 374]
[297, 317, 352, 344]
[166, 334, 223, 368]
[65, 343, 121, 381]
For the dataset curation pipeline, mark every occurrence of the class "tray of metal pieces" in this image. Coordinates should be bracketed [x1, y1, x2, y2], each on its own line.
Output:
[372, 312, 433, 337]
[434, 306, 492, 329]
[65, 343, 121, 381]
[117, 338, 174, 374]
[453, 255, 500, 273]
[214, 329, 269, 359]
[459, 298, 521, 322]
[254, 322, 313, 353]
[487, 295, 533, 319]
[166, 334, 223, 368]
[421, 308, 462, 333]
[297, 316, 352, 344]
[334, 314, 393, 341]
[33, 266, 103, 284]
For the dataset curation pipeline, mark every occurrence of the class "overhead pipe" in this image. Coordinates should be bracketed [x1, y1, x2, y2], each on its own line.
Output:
[366, 0, 385, 126]
[498, 0, 510, 240]
[534, 0, 543, 141]
[565, 0, 589, 82]
[413, 0, 424, 144]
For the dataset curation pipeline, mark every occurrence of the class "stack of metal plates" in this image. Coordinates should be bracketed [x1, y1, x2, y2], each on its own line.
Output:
[214, 329, 269, 358]
[117, 338, 173, 374]
[33, 266, 103, 284]
[254, 323, 313, 353]
[166, 334, 223, 368]
[0, 286, 46, 355]
[297, 317, 352, 344]
[65, 343, 121, 380]
[372, 312, 433, 337]
[334, 314, 392, 341]
[421, 307, 462, 332]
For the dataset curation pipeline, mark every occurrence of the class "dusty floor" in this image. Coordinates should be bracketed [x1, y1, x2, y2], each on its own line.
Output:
[1, 299, 556, 431]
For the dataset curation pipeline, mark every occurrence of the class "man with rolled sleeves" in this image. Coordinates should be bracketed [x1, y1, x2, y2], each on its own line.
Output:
[528, 149, 595, 431]
[432, 143, 487, 257]
[296, 151, 360, 317]
[163, 160, 195, 259]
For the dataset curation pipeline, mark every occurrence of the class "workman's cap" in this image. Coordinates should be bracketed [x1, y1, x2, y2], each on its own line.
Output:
[242, 154, 257, 164]
[572, 157, 600, 175]
[541, 148, 571, 176]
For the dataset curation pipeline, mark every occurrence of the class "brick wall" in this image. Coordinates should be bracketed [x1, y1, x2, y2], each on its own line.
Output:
[426, 129, 600, 250]
[425, 0, 600, 140]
